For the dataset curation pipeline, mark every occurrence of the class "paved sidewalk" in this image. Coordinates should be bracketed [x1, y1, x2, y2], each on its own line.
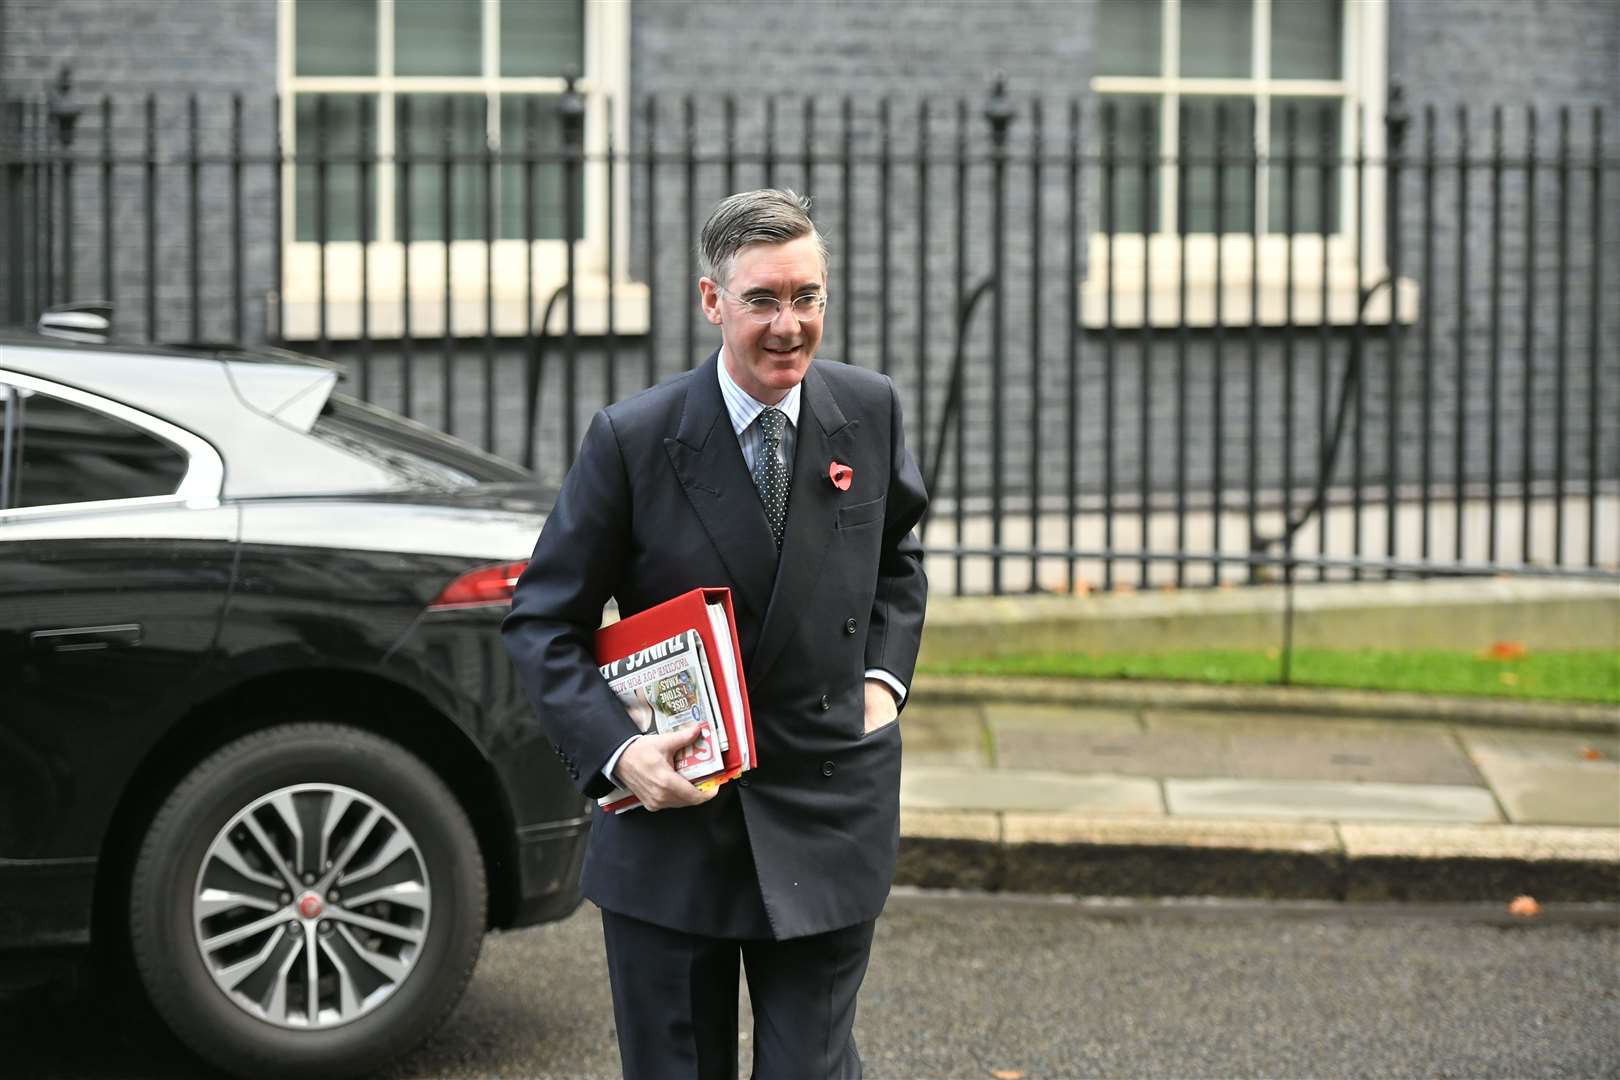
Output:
[894, 679, 1620, 903]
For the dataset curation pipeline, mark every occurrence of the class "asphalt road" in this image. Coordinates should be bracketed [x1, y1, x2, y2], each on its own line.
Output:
[6, 891, 1618, 1079]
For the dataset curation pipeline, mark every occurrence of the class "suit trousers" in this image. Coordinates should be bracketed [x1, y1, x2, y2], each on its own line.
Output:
[600, 908, 877, 1080]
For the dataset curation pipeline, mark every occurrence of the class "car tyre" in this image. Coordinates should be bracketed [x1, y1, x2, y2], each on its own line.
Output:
[129, 722, 486, 1079]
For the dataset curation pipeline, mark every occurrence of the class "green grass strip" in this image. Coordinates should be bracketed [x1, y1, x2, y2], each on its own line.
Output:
[919, 648, 1620, 705]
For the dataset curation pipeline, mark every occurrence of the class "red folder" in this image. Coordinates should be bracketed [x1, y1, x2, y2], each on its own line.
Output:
[593, 587, 756, 813]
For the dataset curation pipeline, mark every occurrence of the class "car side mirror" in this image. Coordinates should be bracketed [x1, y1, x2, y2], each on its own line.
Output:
[38, 301, 113, 343]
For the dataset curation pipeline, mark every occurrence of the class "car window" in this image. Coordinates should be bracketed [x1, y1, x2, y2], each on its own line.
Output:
[308, 394, 531, 489]
[0, 381, 188, 509]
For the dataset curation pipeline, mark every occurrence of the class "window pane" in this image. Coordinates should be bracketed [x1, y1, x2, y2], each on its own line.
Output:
[1271, 0, 1342, 79]
[1267, 98, 1341, 233]
[501, 0, 584, 77]
[1098, 97, 1161, 234]
[295, 0, 377, 77]
[295, 94, 369, 243]
[1180, 97, 1255, 233]
[497, 96, 579, 240]
[395, 94, 489, 242]
[1180, 0, 1251, 77]
[13, 391, 187, 508]
[396, 0, 482, 77]
[1096, 0, 1161, 77]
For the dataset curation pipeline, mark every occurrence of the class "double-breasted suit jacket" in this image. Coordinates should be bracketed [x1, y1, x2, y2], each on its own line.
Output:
[502, 352, 928, 941]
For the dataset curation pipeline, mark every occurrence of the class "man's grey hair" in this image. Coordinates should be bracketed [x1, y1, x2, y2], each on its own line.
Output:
[698, 188, 830, 287]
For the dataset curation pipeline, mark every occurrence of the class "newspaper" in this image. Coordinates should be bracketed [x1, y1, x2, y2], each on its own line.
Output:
[598, 629, 724, 783]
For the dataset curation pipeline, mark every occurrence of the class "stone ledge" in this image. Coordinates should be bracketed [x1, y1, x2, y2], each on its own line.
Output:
[910, 675, 1620, 733]
[1337, 822, 1620, 862]
[918, 578, 1620, 670]
[894, 810, 1620, 902]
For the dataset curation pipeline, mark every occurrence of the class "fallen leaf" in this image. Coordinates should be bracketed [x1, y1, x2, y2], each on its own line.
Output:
[1499, 672, 1520, 686]
[991, 1072, 1026, 1080]
[1482, 640, 1529, 661]
[1060, 576, 1092, 596]
[1507, 895, 1541, 918]
[1265, 647, 1281, 661]
[1580, 746, 1605, 761]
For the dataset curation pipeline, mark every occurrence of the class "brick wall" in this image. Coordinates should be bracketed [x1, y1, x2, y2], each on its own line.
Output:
[1, 0, 275, 97]
[2, 0, 279, 341]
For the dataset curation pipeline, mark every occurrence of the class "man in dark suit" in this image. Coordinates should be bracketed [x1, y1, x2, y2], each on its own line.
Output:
[502, 189, 928, 1078]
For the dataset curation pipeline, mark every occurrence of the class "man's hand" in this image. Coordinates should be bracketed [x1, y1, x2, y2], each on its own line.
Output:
[612, 725, 718, 812]
[863, 678, 899, 735]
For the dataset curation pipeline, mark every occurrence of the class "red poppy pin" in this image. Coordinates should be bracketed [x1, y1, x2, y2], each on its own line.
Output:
[828, 461, 854, 491]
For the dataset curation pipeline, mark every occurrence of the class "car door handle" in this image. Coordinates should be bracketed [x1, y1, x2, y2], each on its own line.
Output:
[29, 623, 144, 653]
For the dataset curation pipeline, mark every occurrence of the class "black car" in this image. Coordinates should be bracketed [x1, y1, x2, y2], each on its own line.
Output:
[0, 329, 586, 1077]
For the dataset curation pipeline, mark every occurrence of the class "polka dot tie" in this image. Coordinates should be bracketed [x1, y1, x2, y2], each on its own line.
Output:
[752, 407, 789, 549]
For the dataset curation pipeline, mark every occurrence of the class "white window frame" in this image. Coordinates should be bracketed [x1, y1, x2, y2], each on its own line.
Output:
[1084, 0, 1416, 327]
[275, 0, 644, 340]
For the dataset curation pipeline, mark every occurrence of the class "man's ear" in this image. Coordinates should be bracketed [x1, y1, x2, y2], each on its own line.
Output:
[697, 277, 724, 326]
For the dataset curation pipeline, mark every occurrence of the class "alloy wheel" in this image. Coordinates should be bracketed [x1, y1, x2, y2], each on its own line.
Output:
[190, 783, 432, 1029]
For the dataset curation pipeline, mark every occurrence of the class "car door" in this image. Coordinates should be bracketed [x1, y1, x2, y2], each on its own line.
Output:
[0, 373, 236, 885]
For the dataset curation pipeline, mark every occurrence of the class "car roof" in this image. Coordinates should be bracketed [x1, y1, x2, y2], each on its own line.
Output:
[0, 333, 400, 498]
[0, 329, 339, 370]
[0, 328, 213, 358]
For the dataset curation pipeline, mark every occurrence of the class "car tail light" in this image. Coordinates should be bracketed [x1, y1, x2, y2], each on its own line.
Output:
[429, 560, 528, 610]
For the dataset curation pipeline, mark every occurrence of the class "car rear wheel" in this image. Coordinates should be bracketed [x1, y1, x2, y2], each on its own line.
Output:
[129, 723, 486, 1079]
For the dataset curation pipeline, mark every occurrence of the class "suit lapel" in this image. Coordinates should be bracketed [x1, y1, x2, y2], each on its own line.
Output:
[663, 352, 777, 627]
[749, 362, 859, 685]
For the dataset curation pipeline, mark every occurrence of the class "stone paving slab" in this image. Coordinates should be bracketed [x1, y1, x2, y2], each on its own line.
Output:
[985, 705, 1484, 785]
[898, 704, 987, 767]
[993, 726, 1228, 778]
[1457, 726, 1620, 765]
[1215, 730, 1482, 785]
[982, 703, 1142, 772]
[1462, 754, 1620, 827]
[1164, 778, 1503, 824]
[1455, 727, 1620, 826]
[900, 765, 1162, 815]
[1141, 708, 1454, 739]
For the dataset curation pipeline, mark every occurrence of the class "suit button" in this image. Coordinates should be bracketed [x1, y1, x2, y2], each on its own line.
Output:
[819, 694, 831, 711]
[845, 618, 858, 634]
[738, 775, 751, 788]
[822, 761, 835, 777]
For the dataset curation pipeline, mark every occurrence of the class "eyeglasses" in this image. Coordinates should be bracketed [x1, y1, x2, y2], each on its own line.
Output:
[714, 284, 828, 325]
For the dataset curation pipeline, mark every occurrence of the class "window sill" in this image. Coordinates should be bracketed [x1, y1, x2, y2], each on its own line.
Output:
[1079, 235, 1420, 329]
[1080, 273, 1420, 329]
[273, 277, 650, 342]
[271, 242, 649, 341]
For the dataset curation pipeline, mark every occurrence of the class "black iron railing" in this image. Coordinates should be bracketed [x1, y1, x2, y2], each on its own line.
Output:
[2, 73, 1616, 595]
